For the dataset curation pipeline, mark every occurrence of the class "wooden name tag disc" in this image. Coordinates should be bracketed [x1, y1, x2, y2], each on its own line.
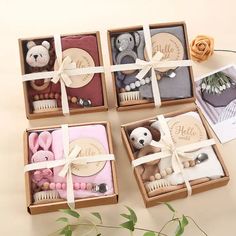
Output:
[144, 32, 184, 72]
[167, 115, 207, 148]
[54, 48, 95, 88]
[69, 138, 107, 176]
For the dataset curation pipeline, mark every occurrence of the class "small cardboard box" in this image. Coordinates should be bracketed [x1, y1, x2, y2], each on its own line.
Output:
[107, 22, 195, 111]
[24, 121, 118, 214]
[121, 107, 229, 207]
[19, 32, 108, 119]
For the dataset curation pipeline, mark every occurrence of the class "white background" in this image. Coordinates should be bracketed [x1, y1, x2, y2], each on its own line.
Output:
[0, 0, 236, 235]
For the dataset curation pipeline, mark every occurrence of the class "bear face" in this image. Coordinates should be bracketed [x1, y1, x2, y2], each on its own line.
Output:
[26, 40, 50, 68]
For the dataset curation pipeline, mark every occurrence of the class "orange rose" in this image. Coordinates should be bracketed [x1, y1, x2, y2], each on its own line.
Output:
[190, 35, 214, 62]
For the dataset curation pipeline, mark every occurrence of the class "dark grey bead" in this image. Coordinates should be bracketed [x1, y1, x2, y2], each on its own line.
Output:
[98, 183, 108, 193]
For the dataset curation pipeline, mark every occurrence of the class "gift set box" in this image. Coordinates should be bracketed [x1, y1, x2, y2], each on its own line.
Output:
[107, 22, 195, 110]
[121, 107, 229, 207]
[24, 121, 118, 214]
[19, 32, 107, 119]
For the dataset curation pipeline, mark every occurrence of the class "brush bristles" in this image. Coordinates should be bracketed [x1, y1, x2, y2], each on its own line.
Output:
[34, 190, 60, 203]
[145, 179, 171, 192]
[119, 91, 141, 101]
[33, 99, 58, 111]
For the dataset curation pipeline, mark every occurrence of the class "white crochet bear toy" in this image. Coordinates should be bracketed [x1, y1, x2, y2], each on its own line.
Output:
[26, 41, 50, 68]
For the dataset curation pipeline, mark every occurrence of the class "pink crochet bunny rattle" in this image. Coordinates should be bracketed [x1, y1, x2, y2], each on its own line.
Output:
[29, 131, 54, 188]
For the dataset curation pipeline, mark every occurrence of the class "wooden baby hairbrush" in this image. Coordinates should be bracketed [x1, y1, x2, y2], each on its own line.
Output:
[119, 91, 150, 106]
[33, 190, 62, 204]
[32, 99, 60, 113]
[146, 177, 210, 197]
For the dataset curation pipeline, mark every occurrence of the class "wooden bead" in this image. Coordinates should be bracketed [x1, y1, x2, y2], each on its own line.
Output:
[71, 96, 78, 104]
[34, 94, 39, 101]
[183, 161, 190, 168]
[49, 92, 54, 99]
[154, 173, 161, 180]
[39, 94, 44, 100]
[120, 88, 126, 93]
[54, 93, 60, 99]
[42, 182, 49, 190]
[44, 93, 49, 99]
[166, 167, 173, 175]
[160, 170, 167, 178]
[149, 175, 155, 181]
[86, 183, 93, 191]
[189, 160, 196, 167]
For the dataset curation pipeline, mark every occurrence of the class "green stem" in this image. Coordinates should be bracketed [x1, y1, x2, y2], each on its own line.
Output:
[52, 223, 168, 236]
[186, 216, 208, 236]
[157, 218, 180, 236]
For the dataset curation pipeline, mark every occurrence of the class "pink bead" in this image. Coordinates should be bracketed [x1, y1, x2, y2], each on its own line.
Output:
[56, 183, 62, 190]
[50, 183, 55, 190]
[62, 183, 66, 190]
[74, 183, 80, 190]
[86, 183, 92, 191]
[80, 182, 86, 190]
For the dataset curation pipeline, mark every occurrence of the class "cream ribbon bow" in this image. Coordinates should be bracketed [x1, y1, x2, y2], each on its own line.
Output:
[51, 55, 77, 115]
[132, 115, 216, 196]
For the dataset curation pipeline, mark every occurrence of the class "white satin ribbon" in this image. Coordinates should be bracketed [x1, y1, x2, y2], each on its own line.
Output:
[132, 115, 216, 196]
[111, 25, 192, 106]
[22, 34, 105, 115]
[24, 124, 115, 209]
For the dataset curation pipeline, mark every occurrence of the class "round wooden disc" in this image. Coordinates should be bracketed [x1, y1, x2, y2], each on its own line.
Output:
[54, 48, 95, 88]
[144, 33, 184, 72]
[69, 138, 107, 177]
[167, 115, 207, 148]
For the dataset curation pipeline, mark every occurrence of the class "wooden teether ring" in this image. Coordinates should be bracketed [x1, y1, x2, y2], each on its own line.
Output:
[54, 48, 95, 88]
[116, 50, 137, 75]
[30, 79, 50, 91]
[137, 145, 161, 165]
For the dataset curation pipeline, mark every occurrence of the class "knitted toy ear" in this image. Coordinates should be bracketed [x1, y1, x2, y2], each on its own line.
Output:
[38, 131, 52, 150]
[144, 126, 161, 142]
[27, 41, 36, 49]
[29, 132, 39, 153]
[41, 41, 50, 50]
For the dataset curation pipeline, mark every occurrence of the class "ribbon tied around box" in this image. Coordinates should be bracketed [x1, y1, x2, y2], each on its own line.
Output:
[132, 115, 216, 196]
[22, 35, 105, 115]
[111, 25, 192, 106]
[24, 124, 115, 209]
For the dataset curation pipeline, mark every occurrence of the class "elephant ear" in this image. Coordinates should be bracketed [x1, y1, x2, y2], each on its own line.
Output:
[111, 36, 116, 50]
[133, 32, 141, 47]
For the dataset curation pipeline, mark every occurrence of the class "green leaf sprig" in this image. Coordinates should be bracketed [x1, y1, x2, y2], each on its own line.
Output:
[51, 203, 208, 236]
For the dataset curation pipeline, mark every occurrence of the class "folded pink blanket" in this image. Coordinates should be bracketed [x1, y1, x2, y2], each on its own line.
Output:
[51, 124, 114, 199]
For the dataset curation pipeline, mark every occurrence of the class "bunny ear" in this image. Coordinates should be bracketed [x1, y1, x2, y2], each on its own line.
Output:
[38, 131, 52, 150]
[29, 133, 39, 153]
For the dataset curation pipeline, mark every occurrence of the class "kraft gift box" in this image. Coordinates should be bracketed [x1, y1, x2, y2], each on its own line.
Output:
[121, 107, 229, 207]
[24, 121, 118, 214]
[107, 22, 195, 111]
[19, 32, 108, 119]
